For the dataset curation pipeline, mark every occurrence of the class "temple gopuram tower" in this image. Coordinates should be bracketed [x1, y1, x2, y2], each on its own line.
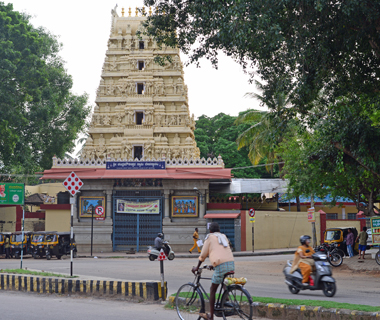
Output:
[82, 6, 200, 162]
[42, 7, 231, 253]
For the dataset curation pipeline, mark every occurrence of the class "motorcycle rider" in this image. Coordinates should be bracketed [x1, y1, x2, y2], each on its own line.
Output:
[154, 233, 164, 251]
[290, 235, 315, 286]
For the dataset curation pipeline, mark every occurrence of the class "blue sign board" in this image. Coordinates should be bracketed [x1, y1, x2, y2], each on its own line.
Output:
[106, 161, 166, 170]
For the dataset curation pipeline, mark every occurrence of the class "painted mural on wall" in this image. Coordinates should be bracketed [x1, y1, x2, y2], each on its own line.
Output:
[80, 196, 105, 217]
[116, 199, 160, 214]
[172, 196, 198, 217]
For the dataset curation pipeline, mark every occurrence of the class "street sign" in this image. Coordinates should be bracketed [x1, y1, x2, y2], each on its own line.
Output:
[158, 249, 167, 261]
[95, 206, 104, 216]
[63, 172, 83, 196]
[0, 183, 24, 205]
[249, 208, 255, 217]
[249, 217, 255, 224]
[307, 208, 315, 222]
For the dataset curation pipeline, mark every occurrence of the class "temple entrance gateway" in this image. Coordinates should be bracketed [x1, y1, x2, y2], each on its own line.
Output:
[113, 190, 163, 252]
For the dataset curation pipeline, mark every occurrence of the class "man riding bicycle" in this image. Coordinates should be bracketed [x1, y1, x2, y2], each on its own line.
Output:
[192, 222, 234, 320]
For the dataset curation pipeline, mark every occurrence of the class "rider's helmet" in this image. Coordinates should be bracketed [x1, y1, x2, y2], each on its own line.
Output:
[157, 233, 164, 238]
[300, 235, 311, 245]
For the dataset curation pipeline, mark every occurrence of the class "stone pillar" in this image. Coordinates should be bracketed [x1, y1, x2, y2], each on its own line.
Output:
[105, 190, 113, 221]
[163, 189, 171, 225]
[198, 189, 206, 220]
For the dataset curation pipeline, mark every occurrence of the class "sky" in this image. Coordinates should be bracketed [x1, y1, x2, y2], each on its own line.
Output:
[9, 0, 263, 155]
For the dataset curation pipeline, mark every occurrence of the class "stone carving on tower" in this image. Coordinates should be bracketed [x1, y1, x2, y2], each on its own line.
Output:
[83, 7, 200, 161]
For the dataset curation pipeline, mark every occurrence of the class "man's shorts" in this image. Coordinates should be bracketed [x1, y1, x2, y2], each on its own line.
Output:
[358, 244, 367, 251]
[212, 261, 235, 284]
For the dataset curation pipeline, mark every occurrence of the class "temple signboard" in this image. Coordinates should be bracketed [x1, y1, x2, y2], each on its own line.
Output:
[106, 161, 166, 170]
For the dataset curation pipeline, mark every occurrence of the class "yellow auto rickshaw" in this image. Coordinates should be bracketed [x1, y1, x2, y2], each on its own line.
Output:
[0, 232, 12, 256]
[324, 227, 359, 256]
[45, 232, 77, 260]
[10, 231, 33, 258]
[30, 231, 51, 259]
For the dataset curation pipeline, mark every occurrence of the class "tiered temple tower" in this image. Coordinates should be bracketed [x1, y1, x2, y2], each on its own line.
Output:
[81, 6, 200, 162]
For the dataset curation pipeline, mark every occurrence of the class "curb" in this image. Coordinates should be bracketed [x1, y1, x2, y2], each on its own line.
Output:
[0, 274, 167, 302]
[168, 299, 380, 319]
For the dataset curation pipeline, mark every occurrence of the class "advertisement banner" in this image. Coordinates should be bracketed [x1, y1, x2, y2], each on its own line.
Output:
[307, 207, 315, 222]
[0, 183, 24, 205]
[117, 199, 160, 214]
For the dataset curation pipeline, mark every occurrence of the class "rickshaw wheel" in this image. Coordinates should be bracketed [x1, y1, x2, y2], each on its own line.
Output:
[14, 252, 20, 259]
[46, 255, 51, 260]
[57, 255, 62, 260]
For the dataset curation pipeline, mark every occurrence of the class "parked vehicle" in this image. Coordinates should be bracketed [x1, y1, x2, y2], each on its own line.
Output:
[0, 232, 12, 256]
[10, 231, 33, 258]
[31, 232, 50, 259]
[283, 251, 337, 297]
[45, 232, 77, 260]
[147, 240, 175, 261]
[324, 227, 358, 256]
[315, 243, 343, 267]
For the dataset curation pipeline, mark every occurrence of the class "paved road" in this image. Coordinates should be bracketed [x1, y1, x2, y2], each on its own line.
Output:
[1, 255, 379, 307]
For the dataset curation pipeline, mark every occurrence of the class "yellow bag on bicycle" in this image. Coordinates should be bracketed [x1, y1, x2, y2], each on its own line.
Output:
[224, 277, 247, 285]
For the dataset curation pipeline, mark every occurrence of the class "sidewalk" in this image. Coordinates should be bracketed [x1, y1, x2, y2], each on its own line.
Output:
[78, 247, 297, 259]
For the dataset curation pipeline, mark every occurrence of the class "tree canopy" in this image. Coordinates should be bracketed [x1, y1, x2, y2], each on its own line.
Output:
[195, 112, 278, 178]
[0, 3, 90, 177]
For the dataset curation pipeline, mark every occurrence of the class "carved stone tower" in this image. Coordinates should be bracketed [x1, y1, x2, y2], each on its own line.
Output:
[82, 6, 200, 161]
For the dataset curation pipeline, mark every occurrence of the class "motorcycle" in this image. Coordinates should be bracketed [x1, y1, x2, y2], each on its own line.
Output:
[147, 240, 175, 261]
[283, 251, 337, 297]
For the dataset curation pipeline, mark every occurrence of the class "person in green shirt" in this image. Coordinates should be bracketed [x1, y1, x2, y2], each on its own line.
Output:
[356, 226, 368, 260]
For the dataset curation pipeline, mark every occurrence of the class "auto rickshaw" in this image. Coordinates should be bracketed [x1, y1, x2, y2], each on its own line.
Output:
[0, 232, 12, 256]
[45, 232, 77, 260]
[324, 227, 359, 256]
[10, 231, 33, 258]
[30, 231, 50, 258]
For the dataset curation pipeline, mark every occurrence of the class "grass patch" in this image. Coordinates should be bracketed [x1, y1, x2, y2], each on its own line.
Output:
[171, 292, 380, 313]
[0, 269, 78, 278]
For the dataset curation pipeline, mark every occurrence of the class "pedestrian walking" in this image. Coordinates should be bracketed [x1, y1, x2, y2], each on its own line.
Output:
[189, 227, 201, 254]
[356, 226, 368, 260]
[346, 228, 355, 258]
[4, 237, 10, 259]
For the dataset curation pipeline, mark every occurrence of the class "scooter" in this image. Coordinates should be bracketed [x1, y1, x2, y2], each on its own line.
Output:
[283, 251, 337, 297]
[147, 240, 175, 261]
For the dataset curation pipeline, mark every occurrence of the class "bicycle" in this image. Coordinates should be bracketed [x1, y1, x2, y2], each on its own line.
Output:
[175, 265, 253, 320]
[375, 247, 380, 265]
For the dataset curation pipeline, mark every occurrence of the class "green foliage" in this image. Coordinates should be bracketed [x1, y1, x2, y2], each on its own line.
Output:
[195, 112, 276, 178]
[0, 3, 91, 176]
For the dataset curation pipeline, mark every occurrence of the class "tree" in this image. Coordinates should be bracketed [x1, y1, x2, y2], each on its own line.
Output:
[142, 0, 380, 176]
[195, 112, 275, 178]
[278, 102, 380, 216]
[0, 3, 90, 177]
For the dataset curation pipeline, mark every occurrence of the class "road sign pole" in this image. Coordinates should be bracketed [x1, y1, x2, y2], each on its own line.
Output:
[20, 184, 25, 269]
[160, 259, 165, 301]
[91, 206, 94, 257]
[70, 197, 75, 276]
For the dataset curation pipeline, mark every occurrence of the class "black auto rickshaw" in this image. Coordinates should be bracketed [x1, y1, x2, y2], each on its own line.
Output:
[30, 231, 50, 258]
[324, 227, 359, 256]
[10, 231, 33, 258]
[45, 232, 77, 260]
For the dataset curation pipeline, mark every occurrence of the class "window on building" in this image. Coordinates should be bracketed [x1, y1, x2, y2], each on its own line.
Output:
[136, 112, 144, 125]
[348, 213, 357, 220]
[138, 61, 145, 70]
[134, 146, 143, 160]
[326, 213, 338, 220]
[137, 83, 144, 94]
[139, 41, 145, 49]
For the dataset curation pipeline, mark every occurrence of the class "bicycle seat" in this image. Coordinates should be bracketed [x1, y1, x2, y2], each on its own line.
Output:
[224, 271, 235, 276]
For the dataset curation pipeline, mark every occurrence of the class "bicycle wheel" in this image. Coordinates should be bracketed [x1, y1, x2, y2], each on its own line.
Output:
[175, 283, 204, 320]
[220, 285, 253, 320]
[334, 248, 345, 257]
[375, 250, 380, 266]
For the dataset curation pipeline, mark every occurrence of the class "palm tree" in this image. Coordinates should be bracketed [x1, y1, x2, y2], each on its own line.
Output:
[235, 80, 292, 175]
